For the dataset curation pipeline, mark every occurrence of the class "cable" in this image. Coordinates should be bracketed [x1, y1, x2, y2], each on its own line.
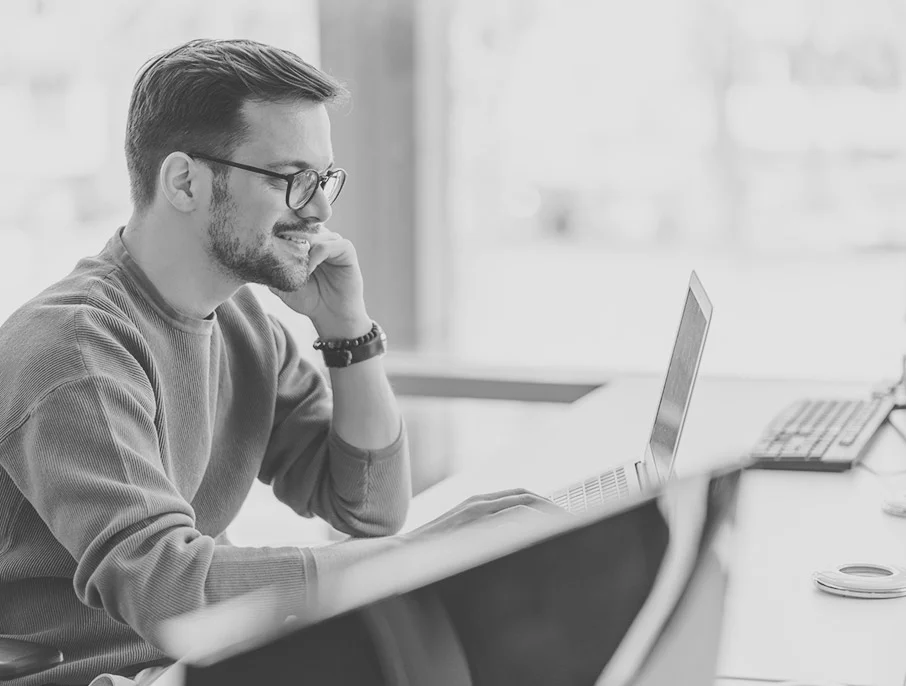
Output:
[855, 462, 906, 478]
[887, 407, 906, 444]
[854, 407, 906, 478]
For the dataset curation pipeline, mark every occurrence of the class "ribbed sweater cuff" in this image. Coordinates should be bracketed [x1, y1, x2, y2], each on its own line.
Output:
[207, 543, 315, 618]
[326, 416, 406, 462]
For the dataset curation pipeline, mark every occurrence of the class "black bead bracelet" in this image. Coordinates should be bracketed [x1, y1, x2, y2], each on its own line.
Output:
[313, 321, 387, 367]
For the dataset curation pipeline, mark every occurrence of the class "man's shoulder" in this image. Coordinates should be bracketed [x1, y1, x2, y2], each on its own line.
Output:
[5, 257, 136, 330]
[0, 260, 152, 436]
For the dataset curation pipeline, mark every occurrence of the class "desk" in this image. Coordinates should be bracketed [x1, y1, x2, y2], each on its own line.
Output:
[404, 375, 906, 686]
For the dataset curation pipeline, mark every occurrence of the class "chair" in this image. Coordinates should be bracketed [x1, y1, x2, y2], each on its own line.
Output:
[0, 637, 64, 680]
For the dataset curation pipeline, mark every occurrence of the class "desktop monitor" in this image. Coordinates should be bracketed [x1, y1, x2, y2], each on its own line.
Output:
[167, 466, 741, 686]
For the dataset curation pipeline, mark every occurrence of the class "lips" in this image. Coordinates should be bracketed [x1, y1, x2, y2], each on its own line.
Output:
[276, 232, 310, 245]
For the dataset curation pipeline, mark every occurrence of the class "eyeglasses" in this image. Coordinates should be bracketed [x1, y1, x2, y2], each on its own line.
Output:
[187, 152, 347, 210]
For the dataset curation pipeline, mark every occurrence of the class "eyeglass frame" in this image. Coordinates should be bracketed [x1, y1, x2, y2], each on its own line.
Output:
[186, 152, 347, 210]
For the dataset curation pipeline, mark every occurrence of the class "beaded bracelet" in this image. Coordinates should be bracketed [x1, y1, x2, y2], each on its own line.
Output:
[313, 321, 387, 368]
[313, 321, 381, 351]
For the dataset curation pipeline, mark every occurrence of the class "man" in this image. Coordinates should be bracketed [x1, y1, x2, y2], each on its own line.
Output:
[0, 39, 558, 686]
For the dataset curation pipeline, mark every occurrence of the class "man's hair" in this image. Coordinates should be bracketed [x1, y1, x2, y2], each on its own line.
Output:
[125, 38, 349, 211]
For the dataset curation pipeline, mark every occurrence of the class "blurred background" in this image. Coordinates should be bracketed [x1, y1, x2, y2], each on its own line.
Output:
[4, 0, 906, 538]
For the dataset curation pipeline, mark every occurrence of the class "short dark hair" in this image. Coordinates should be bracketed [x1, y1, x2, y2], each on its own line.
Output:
[125, 38, 349, 211]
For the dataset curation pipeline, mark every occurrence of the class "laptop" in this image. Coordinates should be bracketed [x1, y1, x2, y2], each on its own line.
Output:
[549, 270, 713, 513]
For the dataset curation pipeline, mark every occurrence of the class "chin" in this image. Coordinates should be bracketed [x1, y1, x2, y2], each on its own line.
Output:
[266, 264, 310, 292]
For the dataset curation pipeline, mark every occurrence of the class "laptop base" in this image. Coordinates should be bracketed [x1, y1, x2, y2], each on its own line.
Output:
[549, 462, 642, 514]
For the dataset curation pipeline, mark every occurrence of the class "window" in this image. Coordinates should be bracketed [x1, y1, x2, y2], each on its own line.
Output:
[444, 0, 906, 381]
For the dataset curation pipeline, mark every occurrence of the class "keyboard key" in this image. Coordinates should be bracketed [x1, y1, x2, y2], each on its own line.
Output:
[548, 466, 630, 514]
[808, 437, 834, 458]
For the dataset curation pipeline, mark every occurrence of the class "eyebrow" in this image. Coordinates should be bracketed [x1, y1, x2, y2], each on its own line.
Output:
[267, 159, 335, 174]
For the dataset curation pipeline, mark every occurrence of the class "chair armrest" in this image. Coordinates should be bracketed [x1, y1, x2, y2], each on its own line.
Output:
[0, 638, 64, 680]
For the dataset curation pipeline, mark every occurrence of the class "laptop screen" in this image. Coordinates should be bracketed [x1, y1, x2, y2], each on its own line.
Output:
[647, 272, 713, 481]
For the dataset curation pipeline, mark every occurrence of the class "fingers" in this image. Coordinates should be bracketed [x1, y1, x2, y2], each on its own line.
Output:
[305, 230, 343, 244]
[486, 493, 568, 517]
[306, 233, 356, 271]
[469, 488, 563, 512]
[409, 488, 570, 542]
[460, 488, 539, 505]
[455, 490, 568, 518]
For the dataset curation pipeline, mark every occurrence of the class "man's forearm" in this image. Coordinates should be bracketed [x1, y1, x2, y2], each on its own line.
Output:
[307, 313, 408, 534]
[313, 313, 402, 450]
[310, 534, 404, 580]
[329, 355, 402, 450]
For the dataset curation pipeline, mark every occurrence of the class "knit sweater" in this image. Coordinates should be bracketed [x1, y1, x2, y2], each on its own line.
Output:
[0, 228, 410, 685]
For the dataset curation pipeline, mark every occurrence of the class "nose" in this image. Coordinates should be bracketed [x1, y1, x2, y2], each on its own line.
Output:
[295, 185, 333, 224]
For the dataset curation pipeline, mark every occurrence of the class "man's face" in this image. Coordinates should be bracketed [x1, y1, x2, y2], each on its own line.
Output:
[204, 99, 335, 292]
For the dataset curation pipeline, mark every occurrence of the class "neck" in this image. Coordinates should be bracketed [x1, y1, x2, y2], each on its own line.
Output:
[122, 212, 238, 320]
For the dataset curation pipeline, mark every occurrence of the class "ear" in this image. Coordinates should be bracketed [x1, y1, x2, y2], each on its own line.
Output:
[158, 152, 206, 213]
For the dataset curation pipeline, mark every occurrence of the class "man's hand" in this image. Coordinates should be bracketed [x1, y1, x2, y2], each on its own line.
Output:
[270, 231, 370, 337]
[403, 488, 570, 542]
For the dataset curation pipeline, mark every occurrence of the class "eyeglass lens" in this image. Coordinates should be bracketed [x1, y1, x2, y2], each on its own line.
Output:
[289, 169, 345, 209]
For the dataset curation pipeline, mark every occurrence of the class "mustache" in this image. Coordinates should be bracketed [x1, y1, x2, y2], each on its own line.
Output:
[273, 220, 320, 235]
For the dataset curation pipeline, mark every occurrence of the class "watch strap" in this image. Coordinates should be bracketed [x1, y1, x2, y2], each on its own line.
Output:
[313, 321, 387, 368]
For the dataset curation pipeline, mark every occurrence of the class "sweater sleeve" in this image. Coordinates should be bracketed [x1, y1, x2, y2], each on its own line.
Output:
[259, 316, 410, 537]
[0, 373, 316, 649]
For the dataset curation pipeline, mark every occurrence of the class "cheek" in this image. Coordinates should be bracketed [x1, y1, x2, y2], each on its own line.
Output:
[235, 197, 285, 236]
[230, 181, 286, 230]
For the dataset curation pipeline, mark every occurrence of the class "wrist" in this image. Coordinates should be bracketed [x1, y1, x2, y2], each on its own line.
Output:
[313, 320, 387, 368]
[312, 313, 372, 340]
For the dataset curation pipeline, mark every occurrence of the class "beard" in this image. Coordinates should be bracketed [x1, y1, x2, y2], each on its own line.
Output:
[205, 176, 311, 292]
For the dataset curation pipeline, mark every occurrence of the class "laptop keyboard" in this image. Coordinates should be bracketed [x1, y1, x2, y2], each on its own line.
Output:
[549, 467, 631, 514]
[749, 395, 894, 471]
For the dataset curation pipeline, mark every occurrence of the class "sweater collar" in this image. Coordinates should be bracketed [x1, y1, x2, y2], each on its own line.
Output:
[106, 226, 216, 336]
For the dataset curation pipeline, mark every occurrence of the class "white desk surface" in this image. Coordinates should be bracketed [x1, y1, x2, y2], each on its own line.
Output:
[405, 375, 906, 686]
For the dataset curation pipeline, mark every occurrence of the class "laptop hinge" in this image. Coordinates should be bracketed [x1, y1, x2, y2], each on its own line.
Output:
[635, 461, 649, 491]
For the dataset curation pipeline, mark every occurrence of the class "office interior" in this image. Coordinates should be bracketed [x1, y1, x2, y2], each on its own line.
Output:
[4, 1, 906, 683]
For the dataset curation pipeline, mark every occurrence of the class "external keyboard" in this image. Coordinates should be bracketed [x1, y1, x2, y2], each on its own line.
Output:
[549, 466, 631, 513]
[748, 395, 895, 471]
